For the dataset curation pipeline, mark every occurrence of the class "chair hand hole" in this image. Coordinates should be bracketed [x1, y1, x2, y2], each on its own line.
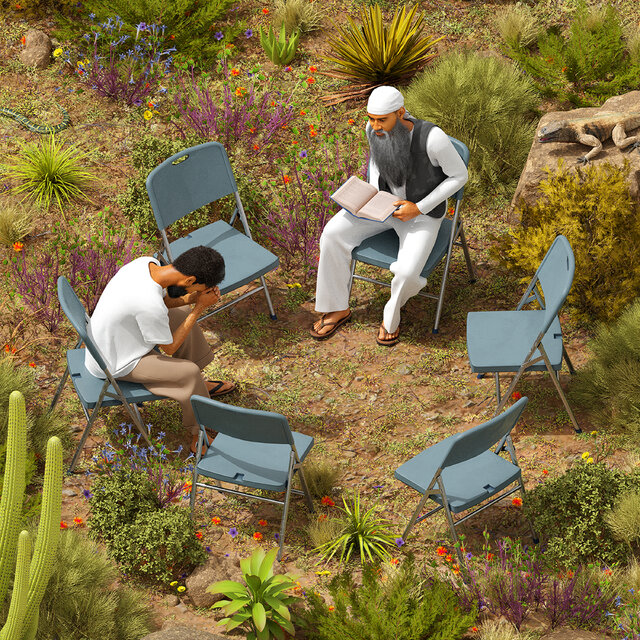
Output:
[172, 154, 189, 165]
[483, 484, 495, 492]
[233, 473, 245, 481]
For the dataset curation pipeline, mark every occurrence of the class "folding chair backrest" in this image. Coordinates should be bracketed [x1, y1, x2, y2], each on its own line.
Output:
[447, 136, 469, 202]
[191, 396, 295, 446]
[146, 142, 237, 231]
[440, 397, 528, 468]
[530, 235, 575, 330]
[57, 276, 110, 374]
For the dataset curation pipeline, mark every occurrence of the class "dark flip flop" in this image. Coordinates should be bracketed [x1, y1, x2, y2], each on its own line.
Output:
[309, 311, 352, 340]
[208, 380, 236, 397]
[376, 325, 399, 347]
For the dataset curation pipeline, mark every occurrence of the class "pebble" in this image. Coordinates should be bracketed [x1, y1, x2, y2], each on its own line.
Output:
[164, 595, 179, 606]
[174, 603, 188, 613]
[395, 364, 412, 375]
[463, 400, 475, 408]
[343, 452, 357, 459]
[61, 489, 77, 497]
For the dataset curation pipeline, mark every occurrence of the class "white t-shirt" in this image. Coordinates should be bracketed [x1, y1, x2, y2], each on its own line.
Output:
[85, 257, 173, 378]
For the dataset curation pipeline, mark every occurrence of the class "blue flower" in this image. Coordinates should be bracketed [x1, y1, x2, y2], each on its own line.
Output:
[89, 12, 95, 19]
[229, 527, 238, 538]
[299, 150, 307, 158]
[245, 29, 253, 38]
[205, 546, 212, 553]
[158, 431, 166, 440]
[274, 533, 280, 541]
[214, 31, 224, 41]
[395, 537, 405, 548]
[83, 489, 93, 499]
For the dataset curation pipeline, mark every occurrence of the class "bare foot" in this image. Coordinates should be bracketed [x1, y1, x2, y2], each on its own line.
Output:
[310, 309, 351, 338]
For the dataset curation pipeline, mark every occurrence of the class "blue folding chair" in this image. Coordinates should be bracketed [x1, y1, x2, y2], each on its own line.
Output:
[466, 235, 580, 433]
[395, 397, 531, 564]
[146, 141, 279, 322]
[189, 396, 315, 560]
[50, 277, 160, 472]
[348, 137, 475, 333]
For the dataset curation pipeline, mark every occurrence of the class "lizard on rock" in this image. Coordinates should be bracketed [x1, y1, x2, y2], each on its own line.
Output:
[537, 112, 640, 163]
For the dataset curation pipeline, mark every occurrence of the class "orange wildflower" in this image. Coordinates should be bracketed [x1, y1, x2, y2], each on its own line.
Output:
[436, 546, 448, 556]
[195, 531, 203, 539]
[211, 516, 221, 525]
[300, 109, 306, 115]
[73, 517, 84, 526]
[306, 77, 315, 85]
[253, 531, 263, 540]
[321, 496, 335, 506]
[512, 497, 523, 507]
[348, 118, 355, 124]
[60, 521, 68, 529]
[262, 7, 269, 13]
[231, 68, 240, 76]
[258, 519, 268, 526]
[445, 554, 453, 563]
[328, 605, 335, 611]
[13, 241, 24, 251]
[309, 65, 317, 72]
[283, 175, 291, 184]
[512, 391, 522, 400]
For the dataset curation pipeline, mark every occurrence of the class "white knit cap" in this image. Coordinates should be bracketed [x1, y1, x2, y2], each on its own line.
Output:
[367, 86, 404, 115]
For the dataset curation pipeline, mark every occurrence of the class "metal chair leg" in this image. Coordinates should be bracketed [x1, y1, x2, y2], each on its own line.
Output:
[277, 452, 296, 561]
[260, 275, 277, 320]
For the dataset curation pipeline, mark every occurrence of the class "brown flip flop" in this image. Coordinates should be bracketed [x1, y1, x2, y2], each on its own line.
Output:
[309, 311, 352, 340]
[208, 380, 236, 397]
[376, 325, 399, 347]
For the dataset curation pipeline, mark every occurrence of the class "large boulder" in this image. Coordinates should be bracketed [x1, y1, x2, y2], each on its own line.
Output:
[510, 91, 640, 224]
[143, 627, 226, 640]
[19, 29, 52, 69]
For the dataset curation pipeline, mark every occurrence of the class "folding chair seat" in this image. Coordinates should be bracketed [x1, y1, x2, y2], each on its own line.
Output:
[50, 277, 160, 472]
[395, 397, 531, 564]
[348, 136, 475, 333]
[466, 234, 580, 433]
[146, 141, 279, 322]
[189, 396, 315, 560]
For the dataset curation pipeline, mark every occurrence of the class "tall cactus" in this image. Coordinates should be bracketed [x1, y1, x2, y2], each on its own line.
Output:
[0, 391, 27, 605]
[0, 391, 63, 640]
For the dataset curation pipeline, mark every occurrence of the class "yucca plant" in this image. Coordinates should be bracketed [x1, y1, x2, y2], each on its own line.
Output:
[314, 493, 397, 564]
[6, 136, 95, 214]
[259, 22, 300, 65]
[207, 547, 299, 639]
[324, 4, 441, 84]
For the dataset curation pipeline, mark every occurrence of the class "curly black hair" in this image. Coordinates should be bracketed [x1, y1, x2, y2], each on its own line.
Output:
[172, 246, 225, 287]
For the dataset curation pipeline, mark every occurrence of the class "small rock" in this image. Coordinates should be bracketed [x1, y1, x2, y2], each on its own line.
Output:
[19, 29, 52, 69]
[463, 400, 475, 408]
[174, 603, 188, 613]
[185, 553, 242, 609]
[163, 595, 179, 606]
[425, 412, 440, 421]
[61, 489, 77, 497]
[395, 364, 412, 375]
[355, 376, 364, 382]
[343, 451, 357, 459]
[325, 397, 335, 405]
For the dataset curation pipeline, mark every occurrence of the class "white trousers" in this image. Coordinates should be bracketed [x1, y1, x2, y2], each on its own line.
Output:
[315, 209, 443, 333]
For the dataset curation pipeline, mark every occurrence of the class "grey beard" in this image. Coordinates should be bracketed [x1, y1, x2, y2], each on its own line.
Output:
[367, 117, 412, 189]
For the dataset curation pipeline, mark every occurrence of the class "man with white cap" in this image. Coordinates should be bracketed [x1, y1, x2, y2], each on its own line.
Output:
[310, 85, 469, 345]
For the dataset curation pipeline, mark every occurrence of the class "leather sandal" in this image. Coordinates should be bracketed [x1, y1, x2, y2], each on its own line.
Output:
[376, 325, 400, 347]
[309, 311, 352, 340]
[208, 380, 236, 397]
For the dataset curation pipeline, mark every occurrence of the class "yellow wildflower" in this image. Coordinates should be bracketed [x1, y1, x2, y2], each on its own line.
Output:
[53, 48, 63, 58]
[143, 110, 153, 120]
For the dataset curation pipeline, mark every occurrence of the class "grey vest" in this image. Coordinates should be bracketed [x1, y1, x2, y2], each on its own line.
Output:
[377, 118, 447, 219]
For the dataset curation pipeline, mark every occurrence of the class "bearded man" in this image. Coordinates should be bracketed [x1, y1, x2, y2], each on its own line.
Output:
[310, 85, 468, 346]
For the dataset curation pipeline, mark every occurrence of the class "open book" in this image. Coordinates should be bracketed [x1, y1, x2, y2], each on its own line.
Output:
[330, 176, 399, 222]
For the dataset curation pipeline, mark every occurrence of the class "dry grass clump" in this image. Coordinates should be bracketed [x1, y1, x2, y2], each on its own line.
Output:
[0, 197, 36, 246]
[496, 3, 540, 50]
[273, 0, 324, 35]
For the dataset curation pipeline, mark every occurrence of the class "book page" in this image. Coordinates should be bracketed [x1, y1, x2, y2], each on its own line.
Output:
[357, 190, 398, 222]
[331, 176, 378, 215]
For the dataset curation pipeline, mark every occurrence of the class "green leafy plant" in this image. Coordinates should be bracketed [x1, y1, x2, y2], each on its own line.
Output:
[504, 2, 640, 105]
[404, 50, 538, 196]
[314, 493, 397, 563]
[207, 547, 299, 639]
[6, 136, 95, 214]
[259, 22, 300, 66]
[0, 198, 35, 247]
[324, 4, 441, 83]
[299, 556, 476, 639]
[571, 299, 640, 440]
[273, 0, 324, 35]
[37, 529, 157, 639]
[523, 461, 640, 567]
[495, 161, 640, 322]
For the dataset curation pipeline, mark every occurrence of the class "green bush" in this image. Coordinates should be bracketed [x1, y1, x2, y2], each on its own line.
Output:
[299, 556, 476, 639]
[504, 2, 640, 106]
[496, 3, 540, 51]
[571, 299, 640, 439]
[495, 161, 640, 323]
[524, 461, 640, 567]
[37, 529, 156, 639]
[0, 358, 72, 457]
[404, 50, 538, 196]
[324, 4, 441, 83]
[89, 470, 206, 583]
[117, 133, 211, 239]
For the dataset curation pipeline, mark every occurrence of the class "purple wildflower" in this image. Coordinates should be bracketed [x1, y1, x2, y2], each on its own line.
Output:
[83, 489, 93, 499]
[395, 537, 405, 548]
[245, 28, 253, 38]
[299, 149, 308, 158]
[229, 527, 238, 538]
[214, 31, 224, 41]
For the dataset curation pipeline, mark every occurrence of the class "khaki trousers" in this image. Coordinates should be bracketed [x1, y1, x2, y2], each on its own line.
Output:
[120, 306, 214, 435]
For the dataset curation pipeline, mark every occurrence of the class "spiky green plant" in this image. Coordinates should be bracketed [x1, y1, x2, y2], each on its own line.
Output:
[259, 22, 300, 65]
[404, 50, 538, 195]
[496, 3, 540, 51]
[324, 4, 441, 83]
[314, 493, 397, 564]
[207, 547, 299, 639]
[0, 198, 36, 247]
[605, 491, 640, 545]
[273, 0, 323, 35]
[6, 135, 95, 213]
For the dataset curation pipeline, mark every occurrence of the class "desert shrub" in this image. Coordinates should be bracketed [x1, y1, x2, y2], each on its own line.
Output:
[6, 135, 96, 213]
[504, 2, 640, 105]
[84, 0, 243, 66]
[299, 556, 476, 639]
[605, 491, 640, 546]
[302, 458, 341, 498]
[495, 161, 640, 323]
[324, 4, 441, 83]
[89, 468, 206, 582]
[306, 515, 345, 548]
[37, 529, 156, 639]
[478, 620, 535, 640]
[116, 133, 211, 239]
[404, 50, 538, 196]
[523, 461, 640, 567]
[0, 358, 71, 457]
[496, 3, 540, 51]
[273, 0, 324, 35]
[571, 299, 640, 440]
[0, 198, 35, 247]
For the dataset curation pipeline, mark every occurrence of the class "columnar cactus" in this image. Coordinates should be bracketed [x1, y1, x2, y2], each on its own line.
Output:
[0, 391, 63, 640]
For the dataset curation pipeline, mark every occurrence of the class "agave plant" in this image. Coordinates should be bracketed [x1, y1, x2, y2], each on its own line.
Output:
[324, 4, 441, 84]
[315, 493, 397, 563]
[259, 22, 301, 65]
